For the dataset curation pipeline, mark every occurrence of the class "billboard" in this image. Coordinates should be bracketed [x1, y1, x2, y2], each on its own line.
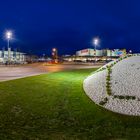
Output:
[112, 49, 126, 56]
[76, 49, 95, 56]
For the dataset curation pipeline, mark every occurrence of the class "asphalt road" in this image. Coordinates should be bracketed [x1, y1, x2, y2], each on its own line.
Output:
[0, 63, 103, 82]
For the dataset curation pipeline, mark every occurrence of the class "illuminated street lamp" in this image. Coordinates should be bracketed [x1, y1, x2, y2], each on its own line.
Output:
[93, 37, 100, 50]
[52, 48, 58, 63]
[6, 31, 13, 49]
[52, 48, 56, 52]
[5, 31, 13, 63]
[92, 37, 100, 62]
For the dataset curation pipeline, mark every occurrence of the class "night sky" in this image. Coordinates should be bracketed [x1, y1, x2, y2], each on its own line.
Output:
[0, 0, 140, 56]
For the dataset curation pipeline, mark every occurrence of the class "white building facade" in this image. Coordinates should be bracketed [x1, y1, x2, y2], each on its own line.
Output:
[76, 48, 126, 57]
[0, 48, 26, 64]
[76, 48, 107, 56]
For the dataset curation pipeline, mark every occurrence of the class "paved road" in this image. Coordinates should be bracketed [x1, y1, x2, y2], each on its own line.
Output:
[0, 63, 103, 82]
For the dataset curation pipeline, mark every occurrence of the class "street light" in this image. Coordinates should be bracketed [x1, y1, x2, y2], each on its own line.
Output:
[5, 31, 13, 63]
[93, 37, 100, 50]
[92, 37, 100, 63]
[5, 31, 13, 49]
[52, 48, 58, 63]
[52, 48, 56, 52]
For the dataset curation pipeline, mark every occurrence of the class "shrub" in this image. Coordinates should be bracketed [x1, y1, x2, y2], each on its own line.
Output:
[107, 65, 111, 69]
[99, 101, 106, 106]
[106, 86, 110, 90]
[109, 70, 111, 73]
[100, 68, 103, 71]
[106, 81, 110, 87]
[126, 96, 131, 100]
[113, 95, 136, 100]
[114, 95, 118, 98]
[113, 62, 116, 65]
[99, 97, 108, 106]
[125, 96, 136, 100]
[118, 96, 125, 99]
[106, 85, 110, 89]
[132, 96, 136, 100]
[107, 91, 111, 96]
[106, 66, 112, 96]
[99, 68, 106, 71]
[107, 88, 111, 96]
[106, 76, 110, 81]
[108, 70, 112, 74]
[104, 97, 108, 102]
[110, 64, 114, 67]
[108, 67, 111, 71]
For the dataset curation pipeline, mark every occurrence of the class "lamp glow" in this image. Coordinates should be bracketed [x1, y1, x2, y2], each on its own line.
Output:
[52, 48, 56, 52]
[92, 37, 100, 63]
[6, 31, 12, 39]
[93, 37, 100, 47]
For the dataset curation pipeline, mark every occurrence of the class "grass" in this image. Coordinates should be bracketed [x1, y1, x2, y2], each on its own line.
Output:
[0, 69, 140, 139]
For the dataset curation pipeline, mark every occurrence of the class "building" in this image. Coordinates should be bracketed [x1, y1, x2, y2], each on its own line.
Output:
[76, 48, 95, 56]
[63, 48, 127, 62]
[0, 48, 26, 64]
[76, 48, 126, 57]
[76, 48, 108, 57]
[107, 49, 126, 57]
[96, 49, 107, 56]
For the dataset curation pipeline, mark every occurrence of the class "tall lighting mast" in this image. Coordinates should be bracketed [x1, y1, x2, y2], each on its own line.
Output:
[92, 37, 100, 62]
[52, 48, 58, 63]
[5, 31, 13, 63]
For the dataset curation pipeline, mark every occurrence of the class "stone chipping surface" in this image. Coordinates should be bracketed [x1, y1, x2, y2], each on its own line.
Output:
[84, 56, 140, 116]
[84, 70, 108, 104]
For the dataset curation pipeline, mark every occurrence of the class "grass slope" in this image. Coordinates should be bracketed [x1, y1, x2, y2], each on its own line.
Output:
[0, 69, 140, 139]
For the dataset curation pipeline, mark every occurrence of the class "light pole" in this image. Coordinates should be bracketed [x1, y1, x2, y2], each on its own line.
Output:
[6, 31, 12, 48]
[52, 48, 58, 63]
[5, 31, 13, 63]
[92, 37, 100, 62]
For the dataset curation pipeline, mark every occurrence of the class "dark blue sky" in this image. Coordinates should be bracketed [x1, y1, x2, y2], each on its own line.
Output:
[0, 0, 140, 55]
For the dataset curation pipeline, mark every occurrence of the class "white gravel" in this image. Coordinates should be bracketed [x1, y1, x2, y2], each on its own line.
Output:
[83, 56, 140, 116]
[84, 70, 108, 104]
[112, 56, 140, 98]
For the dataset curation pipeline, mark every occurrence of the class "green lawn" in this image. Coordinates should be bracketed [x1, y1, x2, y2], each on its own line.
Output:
[0, 69, 140, 140]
